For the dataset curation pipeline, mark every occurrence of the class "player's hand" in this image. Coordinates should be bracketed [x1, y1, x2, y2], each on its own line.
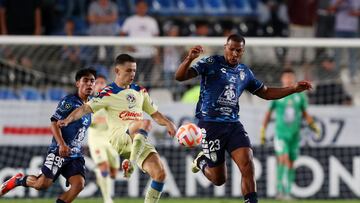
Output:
[57, 119, 70, 128]
[187, 45, 204, 60]
[293, 81, 312, 93]
[260, 127, 266, 145]
[309, 121, 320, 138]
[59, 144, 71, 157]
[166, 122, 177, 137]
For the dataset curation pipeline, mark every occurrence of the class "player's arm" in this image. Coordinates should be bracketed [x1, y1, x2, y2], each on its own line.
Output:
[303, 110, 320, 135]
[34, 7, 41, 35]
[50, 121, 71, 157]
[0, 7, 7, 34]
[255, 81, 312, 100]
[58, 104, 93, 127]
[175, 45, 203, 81]
[151, 111, 176, 137]
[260, 109, 273, 145]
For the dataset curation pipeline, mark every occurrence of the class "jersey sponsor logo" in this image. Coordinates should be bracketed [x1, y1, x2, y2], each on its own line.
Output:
[119, 111, 142, 120]
[218, 107, 233, 115]
[126, 93, 136, 109]
[239, 70, 245, 81]
[217, 84, 237, 106]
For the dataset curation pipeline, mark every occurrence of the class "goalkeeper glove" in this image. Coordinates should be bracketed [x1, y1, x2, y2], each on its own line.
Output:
[260, 127, 266, 145]
[309, 121, 320, 138]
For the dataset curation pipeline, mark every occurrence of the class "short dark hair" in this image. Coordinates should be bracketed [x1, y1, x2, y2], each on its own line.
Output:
[227, 34, 245, 45]
[115, 54, 136, 66]
[75, 68, 97, 81]
[281, 68, 295, 75]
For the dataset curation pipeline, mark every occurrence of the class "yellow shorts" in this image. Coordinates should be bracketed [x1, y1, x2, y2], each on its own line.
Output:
[109, 130, 157, 171]
[88, 136, 120, 169]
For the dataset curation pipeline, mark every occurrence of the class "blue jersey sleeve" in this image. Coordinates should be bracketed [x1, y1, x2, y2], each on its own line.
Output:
[191, 56, 214, 76]
[50, 97, 75, 121]
[245, 68, 264, 94]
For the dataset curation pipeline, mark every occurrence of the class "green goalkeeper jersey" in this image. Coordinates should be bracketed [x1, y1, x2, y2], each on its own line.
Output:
[270, 92, 307, 140]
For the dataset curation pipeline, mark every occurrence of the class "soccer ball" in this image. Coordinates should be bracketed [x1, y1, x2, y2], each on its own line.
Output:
[176, 123, 203, 148]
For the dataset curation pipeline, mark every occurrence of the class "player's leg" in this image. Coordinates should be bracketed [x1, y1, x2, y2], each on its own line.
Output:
[192, 121, 227, 186]
[89, 142, 118, 203]
[95, 162, 113, 203]
[56, 157, 86, 203]
[283, 137, 300, 199]
[141, 152, 166, 203]
[0, 173, 53, 196]
[123, 119, 152, 177]
[231, 147, 257, 203]
[274, 135, 289, 198]
[0, 150, 66, 196]
[57, 175, 85, 203]
[227, 122, 257, 203]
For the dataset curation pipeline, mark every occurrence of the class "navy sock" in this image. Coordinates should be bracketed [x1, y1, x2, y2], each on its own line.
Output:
[137, 129, 148, 138]
[56, 199, 66, 203]
[16, 175, 28, 187]
[196, 155, 208, 174]
[244, 192, 258, 203]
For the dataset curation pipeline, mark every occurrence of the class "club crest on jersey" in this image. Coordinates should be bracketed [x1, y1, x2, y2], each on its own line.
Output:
[210, 152, 217, 162]
[126, 93, 136, 108]
[239, 70, 246, 81]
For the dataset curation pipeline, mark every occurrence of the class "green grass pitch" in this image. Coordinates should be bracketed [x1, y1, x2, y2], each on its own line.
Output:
[0, 198, 359, 203]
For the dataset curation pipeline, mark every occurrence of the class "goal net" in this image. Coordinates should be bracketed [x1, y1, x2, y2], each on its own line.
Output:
[0, 36, 359, 199]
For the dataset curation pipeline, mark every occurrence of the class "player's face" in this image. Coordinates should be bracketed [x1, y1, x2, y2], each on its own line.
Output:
[224, 40, 245, 65]
[94, 77, 107, 93]
[76, 74, 95, 97]
[281, 72, 296, 87]
[116, 62, 136, 85]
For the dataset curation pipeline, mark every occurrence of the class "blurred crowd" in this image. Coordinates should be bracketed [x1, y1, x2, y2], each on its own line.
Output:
[0, 0, 359, 105]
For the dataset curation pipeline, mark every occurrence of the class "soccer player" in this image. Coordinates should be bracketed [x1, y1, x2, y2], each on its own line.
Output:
[175, 34, 312, 203]
[260, 68, 319, 200]
[58, 54, 177, 203]
[0, 68, 96, 203]
[88, 74, 119, 203]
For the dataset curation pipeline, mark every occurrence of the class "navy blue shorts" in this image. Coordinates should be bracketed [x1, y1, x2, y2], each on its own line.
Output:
[41, 151, 86, 182]
[198, 120, 251, 167]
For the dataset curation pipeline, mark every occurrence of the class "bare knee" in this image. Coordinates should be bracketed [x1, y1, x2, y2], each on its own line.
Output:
[152, 168, 166, 182]
[71, 181, 85, 193]
[140, 119, 152, 132]
[212, 176, 227, 186]
[210, 171, 227, 186]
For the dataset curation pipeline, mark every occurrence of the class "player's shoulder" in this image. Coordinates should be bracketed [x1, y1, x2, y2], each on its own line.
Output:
[200, 55, 222, 64]
[129, 83, 148, 93]
[60, 94, 79, 104]
[56, 94, 78, 112]
[96, 82, 123, 99]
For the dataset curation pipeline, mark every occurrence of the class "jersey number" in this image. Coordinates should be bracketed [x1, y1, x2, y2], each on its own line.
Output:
[209, 139, 220, 152]
[44, 153, 64, 169]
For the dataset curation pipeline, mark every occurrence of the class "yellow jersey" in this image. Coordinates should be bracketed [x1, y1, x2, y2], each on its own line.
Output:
[87, 82, 158, 139]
